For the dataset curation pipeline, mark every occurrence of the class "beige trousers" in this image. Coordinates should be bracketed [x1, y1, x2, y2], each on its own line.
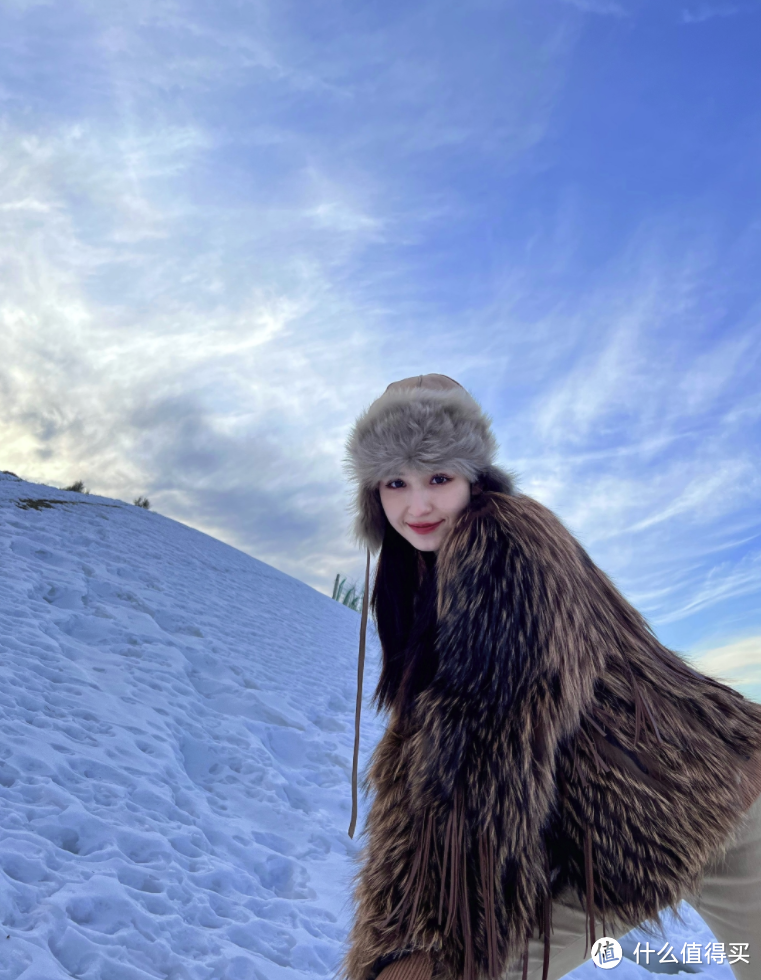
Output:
[509, 792, 761, 980]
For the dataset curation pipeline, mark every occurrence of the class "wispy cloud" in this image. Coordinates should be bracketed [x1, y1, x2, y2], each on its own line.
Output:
[656, 550, 761, 624]
[681, 4, 746, 24]
[691, 635, 761, 695]
[0, 117, 385, 581]
[558, 0, 629, 15]
[468, 216, 761, 643]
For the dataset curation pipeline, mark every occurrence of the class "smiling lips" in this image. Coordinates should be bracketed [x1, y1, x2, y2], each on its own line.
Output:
[407, 520, 443, 535]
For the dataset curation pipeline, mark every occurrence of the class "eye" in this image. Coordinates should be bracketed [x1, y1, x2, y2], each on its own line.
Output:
[385, 479, 405, 489]
[431, 474, 451, 485]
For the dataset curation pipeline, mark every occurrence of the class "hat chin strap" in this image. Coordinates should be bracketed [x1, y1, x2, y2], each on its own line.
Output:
[348, 547, 372, 838]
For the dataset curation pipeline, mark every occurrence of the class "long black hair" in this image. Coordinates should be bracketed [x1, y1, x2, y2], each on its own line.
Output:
[370, 520, 439, 718]
[368, 474, 496, 718]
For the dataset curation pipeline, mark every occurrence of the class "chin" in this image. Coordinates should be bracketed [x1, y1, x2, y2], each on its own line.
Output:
[402, 531, 442, 552]
[413, 540, 439, 552]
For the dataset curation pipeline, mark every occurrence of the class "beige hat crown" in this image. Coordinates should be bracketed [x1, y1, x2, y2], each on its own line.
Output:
[344, 373, 514, 553]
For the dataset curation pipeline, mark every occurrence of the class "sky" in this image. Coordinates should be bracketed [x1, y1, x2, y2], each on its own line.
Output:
[1, 0, 760, 696]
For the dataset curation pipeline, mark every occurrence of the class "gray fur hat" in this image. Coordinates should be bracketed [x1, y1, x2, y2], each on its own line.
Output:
[344, 373, 514, 554]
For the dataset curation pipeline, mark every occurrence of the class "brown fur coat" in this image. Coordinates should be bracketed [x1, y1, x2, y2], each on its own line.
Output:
[338, 490, 761, 980]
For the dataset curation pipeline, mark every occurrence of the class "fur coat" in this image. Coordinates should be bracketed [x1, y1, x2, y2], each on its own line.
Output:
[338, 489, 761, 980]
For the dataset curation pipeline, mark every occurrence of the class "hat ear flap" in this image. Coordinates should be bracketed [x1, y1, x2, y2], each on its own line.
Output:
[352, 484, 387, 555]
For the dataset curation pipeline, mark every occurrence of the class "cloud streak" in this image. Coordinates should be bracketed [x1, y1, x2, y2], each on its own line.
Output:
[559, 0, 629, 14]
[681, 4, 746, 24]
[691, 635, 761, 702]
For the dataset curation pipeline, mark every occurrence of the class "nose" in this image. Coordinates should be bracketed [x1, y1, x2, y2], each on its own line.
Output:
[406, 487, 435, 518]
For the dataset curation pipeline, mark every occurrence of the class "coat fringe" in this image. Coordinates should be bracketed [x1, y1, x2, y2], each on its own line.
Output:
[624, 658, 663, 748]
[542, 847, 552, 980]
[381, 785, 508, 980]
[583, 827, 596, 956]
[478, 831, 498, 979]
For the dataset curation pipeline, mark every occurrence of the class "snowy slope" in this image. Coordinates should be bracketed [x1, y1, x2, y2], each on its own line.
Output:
[0, 474, 735, 979]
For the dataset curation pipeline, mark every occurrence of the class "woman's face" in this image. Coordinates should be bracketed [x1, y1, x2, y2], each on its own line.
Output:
[378, 468, 472, 552]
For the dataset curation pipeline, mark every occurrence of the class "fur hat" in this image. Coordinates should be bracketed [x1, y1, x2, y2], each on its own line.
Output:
[344, 373, 514, 554]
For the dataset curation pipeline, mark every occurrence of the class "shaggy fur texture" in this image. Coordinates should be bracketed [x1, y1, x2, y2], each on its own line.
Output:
[337, 491, 761, 980]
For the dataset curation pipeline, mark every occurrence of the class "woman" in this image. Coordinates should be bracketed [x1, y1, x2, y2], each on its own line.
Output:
[338, 374, 761, 980]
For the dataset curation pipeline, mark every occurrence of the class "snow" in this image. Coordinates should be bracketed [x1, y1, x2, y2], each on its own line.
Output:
[0, 474, 738, 979]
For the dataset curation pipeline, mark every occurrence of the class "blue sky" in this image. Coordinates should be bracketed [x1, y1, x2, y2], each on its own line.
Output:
[1, 0, 760, 696]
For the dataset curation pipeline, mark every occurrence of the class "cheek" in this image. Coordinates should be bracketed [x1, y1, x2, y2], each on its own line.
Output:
[445, 485, 471, 517]
[379, 490, 400, 524]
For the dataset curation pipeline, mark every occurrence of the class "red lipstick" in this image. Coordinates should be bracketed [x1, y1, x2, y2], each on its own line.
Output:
[407, 521, 443, 535]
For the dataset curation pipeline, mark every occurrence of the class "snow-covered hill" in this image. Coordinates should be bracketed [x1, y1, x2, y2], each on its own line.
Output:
[0, 474, 734, 979]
